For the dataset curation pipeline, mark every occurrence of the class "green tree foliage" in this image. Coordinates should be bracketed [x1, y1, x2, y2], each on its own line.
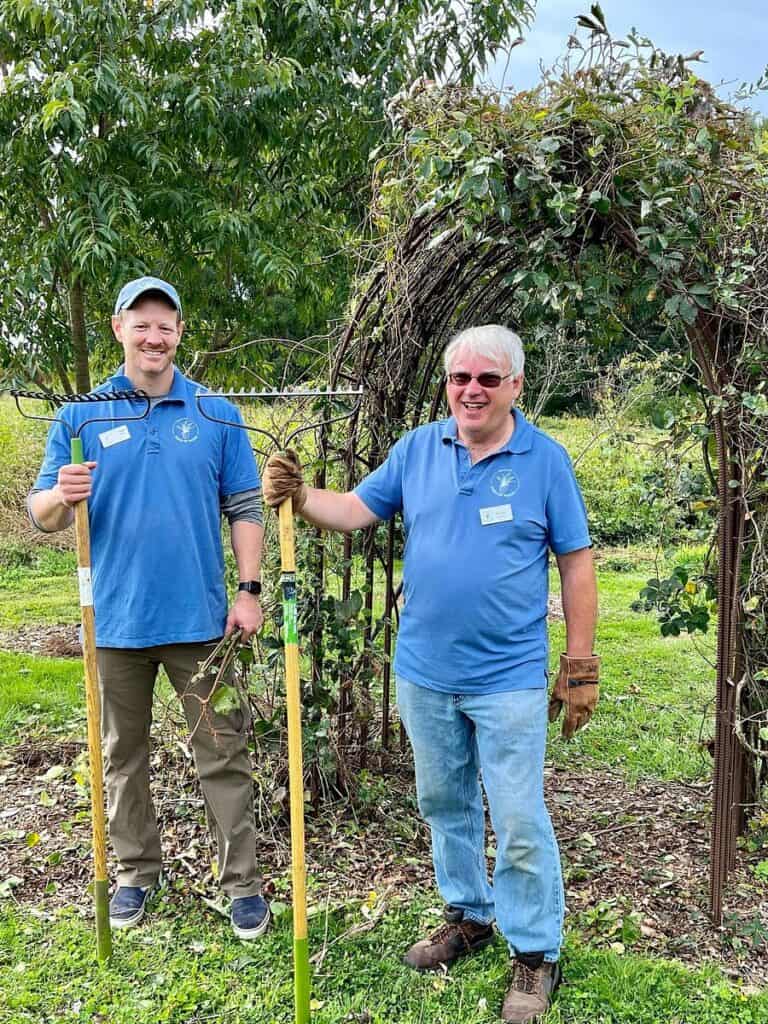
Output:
[0, 0, 532, 391]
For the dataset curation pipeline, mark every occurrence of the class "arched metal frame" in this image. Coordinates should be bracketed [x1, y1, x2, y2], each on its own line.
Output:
[313, 211, 758, 925]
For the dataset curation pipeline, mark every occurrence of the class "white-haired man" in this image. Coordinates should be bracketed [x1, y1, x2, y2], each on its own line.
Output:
[263, 325, 598, 1023]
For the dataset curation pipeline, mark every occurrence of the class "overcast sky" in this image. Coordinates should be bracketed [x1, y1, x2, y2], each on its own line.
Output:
[484, 0, 768, 116]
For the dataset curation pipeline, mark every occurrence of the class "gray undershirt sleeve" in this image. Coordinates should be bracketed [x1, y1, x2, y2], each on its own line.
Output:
[221, 488, 263, 526]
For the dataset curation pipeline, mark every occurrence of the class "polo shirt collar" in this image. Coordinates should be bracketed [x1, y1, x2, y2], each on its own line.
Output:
[440, 408, 534, 454]
[106, 365, 186, 404]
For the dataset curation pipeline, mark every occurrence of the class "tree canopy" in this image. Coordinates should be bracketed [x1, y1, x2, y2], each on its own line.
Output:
[0, 0, 532, 391]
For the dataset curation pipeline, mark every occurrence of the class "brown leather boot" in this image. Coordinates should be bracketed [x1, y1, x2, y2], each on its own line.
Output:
[501, 958, 562, 1022]
[404, 905, 494, 971]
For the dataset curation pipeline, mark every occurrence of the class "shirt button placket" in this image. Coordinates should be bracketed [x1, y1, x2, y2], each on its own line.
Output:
[457, 445, 474, 495]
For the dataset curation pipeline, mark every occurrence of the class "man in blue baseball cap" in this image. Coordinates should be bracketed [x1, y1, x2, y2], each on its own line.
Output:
[28, 276, 271, 941]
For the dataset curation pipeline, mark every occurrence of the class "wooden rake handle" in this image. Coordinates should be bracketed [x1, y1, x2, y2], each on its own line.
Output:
[278, 496, 310, 1023]
[71, 437, 112, 962]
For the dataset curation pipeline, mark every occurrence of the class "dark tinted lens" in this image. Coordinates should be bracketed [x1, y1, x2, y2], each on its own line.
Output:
[447, 372, 505, 387]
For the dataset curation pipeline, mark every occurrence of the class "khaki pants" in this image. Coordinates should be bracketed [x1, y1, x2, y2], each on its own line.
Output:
[97, 643, 261, 898]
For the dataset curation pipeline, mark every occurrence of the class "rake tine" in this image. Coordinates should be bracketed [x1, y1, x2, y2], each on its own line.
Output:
[10, 389, 150, 435]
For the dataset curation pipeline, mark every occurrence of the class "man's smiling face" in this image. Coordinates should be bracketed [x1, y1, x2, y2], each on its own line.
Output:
[446, 347, 523, 443]
[112, 296, 183, 390]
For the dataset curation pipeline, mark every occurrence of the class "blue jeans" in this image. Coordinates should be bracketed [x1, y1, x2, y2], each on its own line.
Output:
[397, 676, 563, 960]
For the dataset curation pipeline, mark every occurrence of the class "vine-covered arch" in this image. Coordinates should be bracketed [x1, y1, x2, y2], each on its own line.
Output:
[321, 23, 768, 922]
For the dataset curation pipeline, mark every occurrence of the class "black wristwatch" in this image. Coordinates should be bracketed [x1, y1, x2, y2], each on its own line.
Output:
[237, 580, 262, 596]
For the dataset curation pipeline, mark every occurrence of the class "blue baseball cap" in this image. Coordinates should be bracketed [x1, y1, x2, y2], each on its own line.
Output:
[114, 276, 182, 316]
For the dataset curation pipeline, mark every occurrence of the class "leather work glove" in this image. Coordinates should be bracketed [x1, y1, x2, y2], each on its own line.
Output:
[548, 653, 600, 740]
[262, 450, 307, 513]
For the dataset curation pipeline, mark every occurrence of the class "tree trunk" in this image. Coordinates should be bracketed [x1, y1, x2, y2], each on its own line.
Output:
[51, 342, 74, 395]
[69, 278, 90, 392]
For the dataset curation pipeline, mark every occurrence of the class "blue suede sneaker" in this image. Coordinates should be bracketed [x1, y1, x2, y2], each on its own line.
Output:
[231, 895, 271, 940]
[109, 885, 151, 929]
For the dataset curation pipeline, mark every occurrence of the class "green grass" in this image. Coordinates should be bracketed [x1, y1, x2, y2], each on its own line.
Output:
[0, 397, 49, 517]
[546, 548, 716, 783]
[0, 652, 84, 743]
[0, 577, 79, 630]
[1, 896, 766, 1024]
[0, 549, 78, 629]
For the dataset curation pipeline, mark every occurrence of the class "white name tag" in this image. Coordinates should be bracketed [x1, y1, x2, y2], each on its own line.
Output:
[479, 504, 513, 526]
[99, 425, 131, 448]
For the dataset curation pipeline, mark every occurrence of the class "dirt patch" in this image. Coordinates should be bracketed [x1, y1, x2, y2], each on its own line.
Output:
[0, 514, 74, 552]
[550, 767, 768, 985]
[0, 738, 765, 986]
[0, 623, 81, 658]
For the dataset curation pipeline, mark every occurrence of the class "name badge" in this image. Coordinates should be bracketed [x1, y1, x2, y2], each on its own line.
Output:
[479, 504, 513, 526]
[99, 424, 131, 449]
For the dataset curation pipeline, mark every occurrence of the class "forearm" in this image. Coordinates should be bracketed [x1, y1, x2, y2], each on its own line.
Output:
[28, 488, 75, 533]
[227, 520, 264, 639]
[230, 520, 264, 580]
[299, 489, 378, 533]
[557, 549, 598, 657]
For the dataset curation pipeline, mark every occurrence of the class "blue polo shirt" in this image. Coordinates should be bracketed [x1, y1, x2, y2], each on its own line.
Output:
[354, 411, 590, 693]
[34, 367, 260, 647]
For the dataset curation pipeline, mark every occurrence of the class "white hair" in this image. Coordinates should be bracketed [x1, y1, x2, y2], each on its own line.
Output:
[443, 324, 525, 377]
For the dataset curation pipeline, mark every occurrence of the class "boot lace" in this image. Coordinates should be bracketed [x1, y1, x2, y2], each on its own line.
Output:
[429, 920, 476, 948]
[512, 961, 540, 994]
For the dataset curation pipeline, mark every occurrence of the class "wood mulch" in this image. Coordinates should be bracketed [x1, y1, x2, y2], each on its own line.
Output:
[0, 623, 82, 658]
[0, 730, 766, 988]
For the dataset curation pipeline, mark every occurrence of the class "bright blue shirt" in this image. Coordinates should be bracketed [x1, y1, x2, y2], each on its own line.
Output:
[354, 410, 591, 693]
[34, 367, 260, 647]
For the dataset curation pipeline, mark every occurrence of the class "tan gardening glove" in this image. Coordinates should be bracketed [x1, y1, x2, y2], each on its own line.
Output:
[548, 653, 600, 740]
[262, 450, 307, 513]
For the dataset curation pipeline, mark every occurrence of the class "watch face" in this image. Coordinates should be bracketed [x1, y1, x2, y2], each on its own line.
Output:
[239, 581, 261, 595]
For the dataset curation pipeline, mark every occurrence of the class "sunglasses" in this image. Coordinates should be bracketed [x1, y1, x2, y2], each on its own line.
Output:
[446, 371, 514, 389]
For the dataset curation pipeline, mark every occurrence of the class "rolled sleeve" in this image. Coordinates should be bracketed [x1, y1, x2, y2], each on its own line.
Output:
[546, 450, 591, 554]
[353, 439, 406, 521]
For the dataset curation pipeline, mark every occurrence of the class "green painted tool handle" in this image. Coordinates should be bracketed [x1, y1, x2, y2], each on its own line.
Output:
[70, 436, 113, 962]
[294, 936, 310, 1022]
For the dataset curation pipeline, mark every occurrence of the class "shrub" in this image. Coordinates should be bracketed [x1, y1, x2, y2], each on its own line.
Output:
[543, 416, 712, 547]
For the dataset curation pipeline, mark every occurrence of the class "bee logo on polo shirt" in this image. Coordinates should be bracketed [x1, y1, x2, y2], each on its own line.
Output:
[173, 417, 200, 443]
[490, 469, 519, 497]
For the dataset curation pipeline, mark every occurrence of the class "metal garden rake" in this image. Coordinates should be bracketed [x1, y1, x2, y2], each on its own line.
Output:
[196, 386, 361, 1024]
